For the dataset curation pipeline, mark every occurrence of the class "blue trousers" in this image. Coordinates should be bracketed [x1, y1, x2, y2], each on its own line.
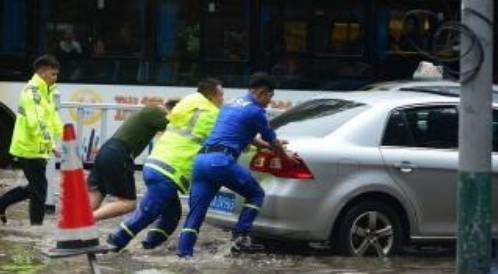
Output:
[177, 153, 265, 257]
[111, 166, 181, 248]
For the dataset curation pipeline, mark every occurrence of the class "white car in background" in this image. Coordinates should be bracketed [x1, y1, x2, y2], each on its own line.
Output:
[358, 80, 498, 102]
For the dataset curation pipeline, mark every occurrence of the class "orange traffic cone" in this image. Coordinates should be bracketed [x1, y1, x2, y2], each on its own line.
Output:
[44, 124, 112, 260]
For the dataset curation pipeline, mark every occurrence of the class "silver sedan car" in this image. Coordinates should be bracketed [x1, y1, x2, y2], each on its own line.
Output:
[206, 90, 498, 257]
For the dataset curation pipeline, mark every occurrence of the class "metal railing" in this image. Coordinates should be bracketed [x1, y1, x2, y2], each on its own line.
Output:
[60, 101, 286, 167]
[61, 102, 142, 144]
[60, 102, 142, 166]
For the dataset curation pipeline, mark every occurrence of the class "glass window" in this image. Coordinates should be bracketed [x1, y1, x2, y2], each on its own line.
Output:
[387, 11, 439, 53]
[266, 1, 368, 90]
[271, 98, 369, 137]
[40, 1, 90, 54]
[37, 0, 146, 82]
[0, 0, 26, 54]
[384, 106, 458, 149]
[284, 21, 308, 52]
[200, 0, 250, 87]
[37, 1, 90, 81]
[204, 0, 249, 60]
[160, 0, 200, 59]
[382, 110, 412, 146]
[94, 1, 144, 55]
[312, 7, 365, 56]
[154, 0, 200, 85]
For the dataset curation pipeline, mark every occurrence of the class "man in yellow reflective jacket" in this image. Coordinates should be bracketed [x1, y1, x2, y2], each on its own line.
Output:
[0, 54, 63, 225]
[108, 78, 224, 251]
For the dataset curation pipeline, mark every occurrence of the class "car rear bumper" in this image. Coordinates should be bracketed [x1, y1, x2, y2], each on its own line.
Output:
[205, 185, 332, 242]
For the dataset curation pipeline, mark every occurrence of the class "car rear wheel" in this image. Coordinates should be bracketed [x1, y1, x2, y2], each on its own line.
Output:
[335, 200, 403, 257]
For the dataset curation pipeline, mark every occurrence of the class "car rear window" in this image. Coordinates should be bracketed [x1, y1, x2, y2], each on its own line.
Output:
[271, 98, 369, 137]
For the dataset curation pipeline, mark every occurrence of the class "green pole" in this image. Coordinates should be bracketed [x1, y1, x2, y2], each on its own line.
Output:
[457, 173, 492, 273]
[457, 0, 494, 273]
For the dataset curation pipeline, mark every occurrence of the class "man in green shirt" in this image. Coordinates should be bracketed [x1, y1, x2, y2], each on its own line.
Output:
[88, 100, 178, 221]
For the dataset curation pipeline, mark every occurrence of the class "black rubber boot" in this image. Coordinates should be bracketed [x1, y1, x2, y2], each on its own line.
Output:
[230, 233, 264, 254]
[142, 230, 168, 250]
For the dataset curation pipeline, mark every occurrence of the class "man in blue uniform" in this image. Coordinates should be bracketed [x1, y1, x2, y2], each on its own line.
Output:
[177, 73, 298, 257]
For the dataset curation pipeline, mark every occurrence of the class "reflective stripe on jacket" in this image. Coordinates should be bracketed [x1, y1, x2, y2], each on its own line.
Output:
[145, 93, 219, 194]
[10, 74, 63, 159]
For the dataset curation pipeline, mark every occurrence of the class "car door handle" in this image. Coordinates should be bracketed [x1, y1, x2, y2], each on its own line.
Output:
[393, 162, 417, 173]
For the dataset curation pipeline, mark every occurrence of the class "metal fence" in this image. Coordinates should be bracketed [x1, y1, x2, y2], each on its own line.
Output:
[60, 101, 285, 167]
[61, 101, 142, 146]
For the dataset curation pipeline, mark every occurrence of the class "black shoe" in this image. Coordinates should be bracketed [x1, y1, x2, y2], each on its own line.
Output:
[142, 237, 167, 250]
[0, 207, 6, 224]
[45, 205, 56, 214]
[142, 230, 168, 250]
[106, 234, 123, 252]
[230, 235, 264, 254]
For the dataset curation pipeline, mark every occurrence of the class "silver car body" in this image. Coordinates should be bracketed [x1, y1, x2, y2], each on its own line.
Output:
[206, 90, 498, 253]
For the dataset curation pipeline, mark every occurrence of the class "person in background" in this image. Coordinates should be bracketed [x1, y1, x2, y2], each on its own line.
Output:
[88, 100, 178, 221]
[177, 73, 298, 257]
[0, 54, 63, 225]
[107, 78, 224, 251]
[58, 27, 83, 80]
[59, 28, 82, 56]
[92, 38, 106, 56]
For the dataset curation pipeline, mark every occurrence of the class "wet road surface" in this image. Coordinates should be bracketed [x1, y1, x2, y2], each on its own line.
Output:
[0, 169, 484, 274]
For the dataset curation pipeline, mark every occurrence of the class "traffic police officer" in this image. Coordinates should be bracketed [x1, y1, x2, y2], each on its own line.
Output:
[107, 78, 224, 251]
[0, 54, 63, 225]
[177, 73, 298, 257]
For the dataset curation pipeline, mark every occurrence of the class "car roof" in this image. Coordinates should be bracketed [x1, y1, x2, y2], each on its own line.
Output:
[360, 80, 498, 92]
[312, 90, 462, 108]
[359, 80, 459, 90]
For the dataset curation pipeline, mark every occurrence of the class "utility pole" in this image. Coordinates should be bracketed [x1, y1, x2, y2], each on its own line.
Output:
[458, 0, 494, 273]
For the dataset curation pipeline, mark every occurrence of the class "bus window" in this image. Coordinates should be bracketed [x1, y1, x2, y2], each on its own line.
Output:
[329, 22, 362, 54]
[284, 21, 308, 52]
[37, 0, 147, 83]
[203, 0, 249, 60]
[312, 6, 365, 56]
[202, 0, 250, 87]
[0, 0, 26, 79]
[374, 0, 452, 80]
[155, 0, 200, 85]
[0, 0, 26, 53]
[93, 1, 144, 55]
[388, 11, 436, 53]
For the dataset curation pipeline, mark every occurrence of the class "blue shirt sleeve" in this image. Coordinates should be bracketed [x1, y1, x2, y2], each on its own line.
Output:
[252, 108, 276, 143]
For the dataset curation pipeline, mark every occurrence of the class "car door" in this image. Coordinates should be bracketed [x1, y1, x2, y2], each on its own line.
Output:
[380, 105, 460, 237]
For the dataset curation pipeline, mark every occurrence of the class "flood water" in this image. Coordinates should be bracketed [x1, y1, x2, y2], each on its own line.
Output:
[0, 169, 488, 274]
[0, 223, 457, 274]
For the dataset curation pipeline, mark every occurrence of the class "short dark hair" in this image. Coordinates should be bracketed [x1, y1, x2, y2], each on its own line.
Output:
[164, 99, 180, 111]
[197, 78, 222, 97]
[33, 54, 60, 71]
[249, 72, 276, 91]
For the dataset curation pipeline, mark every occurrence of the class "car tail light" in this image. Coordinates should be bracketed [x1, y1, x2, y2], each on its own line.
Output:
[249, 150, 314, 180]
[249, 150, 273, 173]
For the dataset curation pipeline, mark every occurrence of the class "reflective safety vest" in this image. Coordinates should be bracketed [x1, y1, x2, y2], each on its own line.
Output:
[10, 74, 63, 159]
[145, 93, 219, 194]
